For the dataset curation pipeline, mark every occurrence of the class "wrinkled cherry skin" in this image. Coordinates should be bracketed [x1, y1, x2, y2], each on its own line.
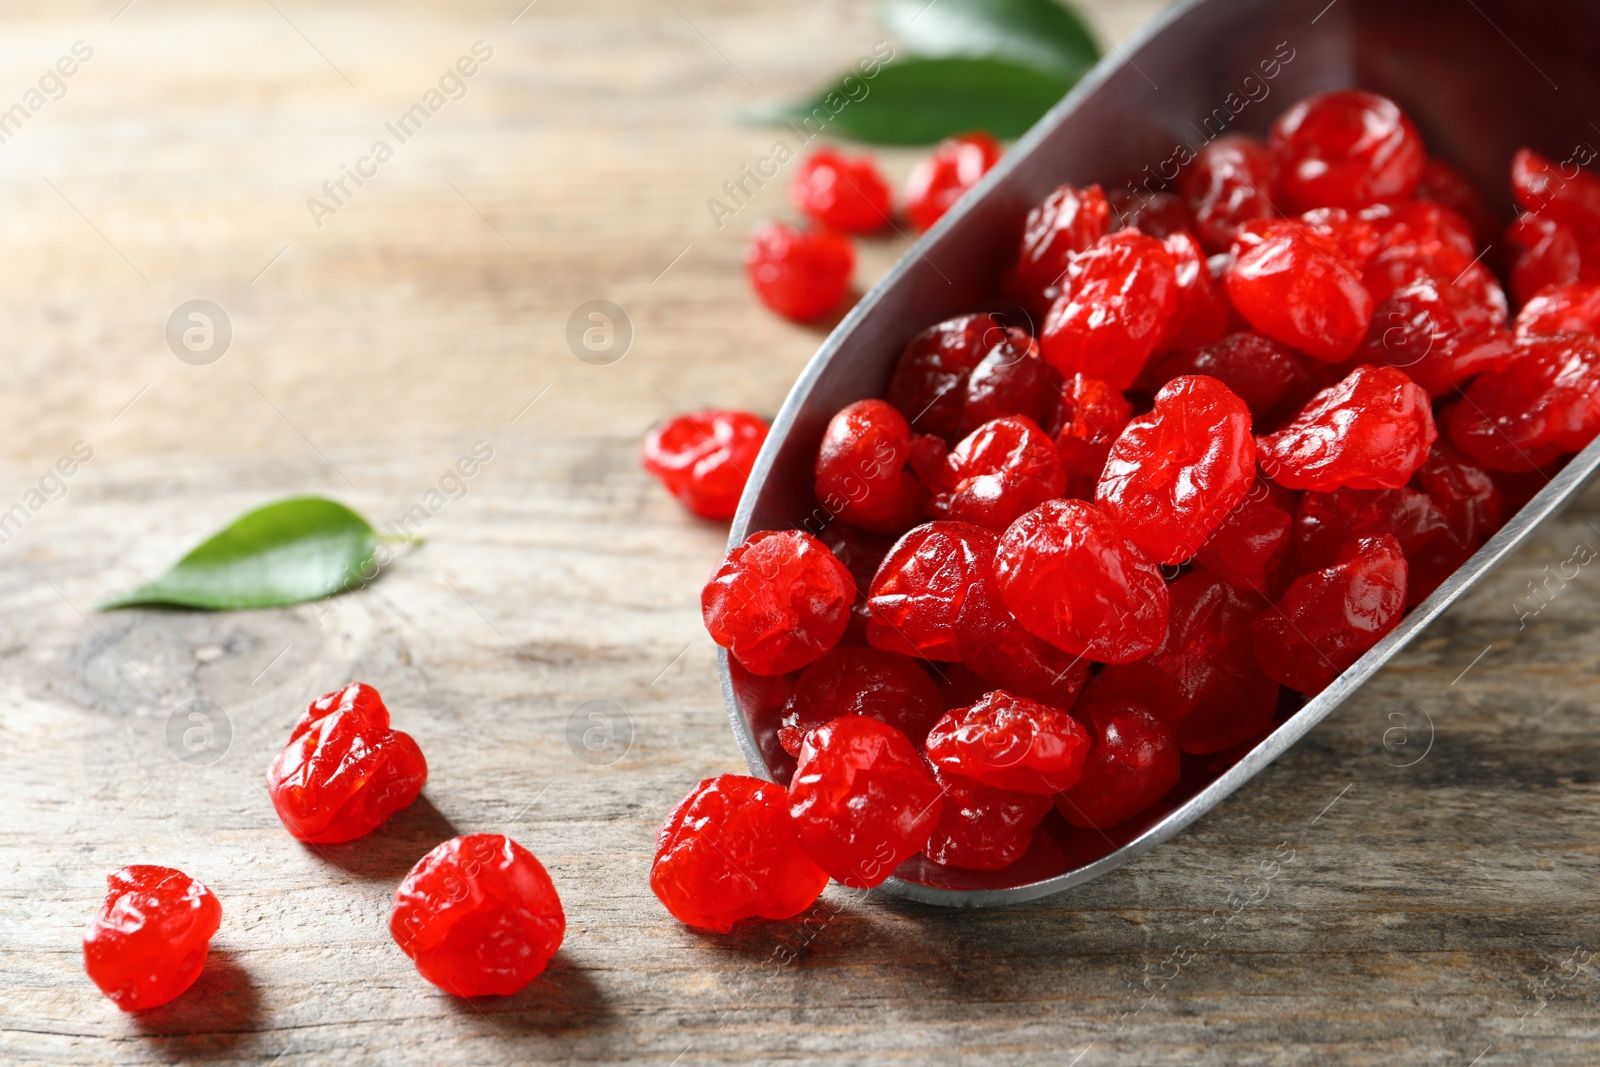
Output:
[1011, 183, 1111, 313]
[1226, 221, 1374, 362]
[790, 148, 893, 234]
[390, 834, 565, 998]
[904, 131, 1003, 231]
[1269, 89, 1425, 211]
[642, 410, 768, 520]
[778, 646, 943, 756]
[1448, 332, 1600, 472]
[1082, 569, 1278, 754]
[1516, 284, 1600, 340]
[1144, 332, 1317, 429]
[703, 530, 855, 675]
[1096, 375, 1256, 565]
[1294, 486, 1448, 571]
[1181, 133, 1279, 253]
[886, 313, 1024, 441]
[1055, 373, 1132, 499]
[1160, 231, 1232, 351]
[1040, 230, 1179, 390]
[1412, 439, 1506, 549]
[1195, 474, 1298, 595]
[1356, 277, 1512, 399]
[1055, 706, 1181, 829]
[743, 220, 853, 322]
[651, 775, 830, 933]
[925, 689, 1091, 794]
[959, 335, 1062, 438]
[815, 399, 927, 534]
[266, 683, 428, 844]
[924, 766, 1052, 871]
[929, 415, 1066, 532]
[787, 716, 943, 888]
[866, 520, 998, 661]
[994, 499, 1170, 664]
[83, 866, 222, 1012]
[1256, 364, 1437, 491]
[1507, 213, 1584, 305]
[1252, 533, 1409, 695]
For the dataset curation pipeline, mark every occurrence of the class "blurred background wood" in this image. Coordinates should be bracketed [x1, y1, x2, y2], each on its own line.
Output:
[0, 1, 1595, 1064]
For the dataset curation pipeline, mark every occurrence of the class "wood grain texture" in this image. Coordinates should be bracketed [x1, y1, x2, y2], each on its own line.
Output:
[1, 1, 1596, 1064]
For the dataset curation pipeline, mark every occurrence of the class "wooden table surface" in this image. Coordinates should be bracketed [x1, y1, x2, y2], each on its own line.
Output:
[3, 1, 1598, 1064]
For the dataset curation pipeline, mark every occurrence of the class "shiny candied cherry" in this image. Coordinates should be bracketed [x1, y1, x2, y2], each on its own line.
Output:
[1055, 705, 1181, 829]
[1160, 231, 1231, 351]
[1194, 474, 1298, 595]
[1294, 485, 1448, 571]
[956, 575, 1093, 708]
[1252, 533, 1409, 695]
[1095, 374, 1256, 565]
[1357, 201, 1481, 305]
[1356, 277, 1512, 398]
[1256, 364, 1437, 491]
[1180, 133, 1279, 253]
[1448, 332, 1600, 471]
[1107, 187, 1194, 239]
[1054, 373, 1132, 499]
[928, 415, 1066, 532]
[1143, 332, 1318, 429]
[924, 766, 1052, 871]
[958, 333, 1062, 437]
[790, 147, 892, 234]
[1225, 220, 1373, 363]
[651, 775, 830, 932]
[1507, 213, 1583, 305]
[1039, 229, 1179, 389]
[787, 715, 943, 887]
[886, 313, 1024, 440]
[642, 410, 768, 520]
[83, 866, 222, 1012]
[1511, 148, 1600, 242]
[904, 131, 1003, 231]
[994, 498, 1170, 664]
[925, 689, 1090, 794]
[1011, 183, 1111, 313]
[390, 834, 564, 997]
[1412, 439, 1506, 548]
[866, 520, 997, 661]
[814, 399, 926, 534]
[777, 646, 943, 756]
[266, 682, 427, 844]
[1268, 89, 1425, 210]
[1082, 569, 1278, 754]
[703, 530, 855, 675]
[1515, 283, 1600, 340]
[743, 220, 853, 322]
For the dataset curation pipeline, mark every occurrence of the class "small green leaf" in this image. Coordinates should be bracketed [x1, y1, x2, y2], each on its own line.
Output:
[762, 57, 1073, 146]
[100, 497, 399, 610]
[880, 0, 1100, 81]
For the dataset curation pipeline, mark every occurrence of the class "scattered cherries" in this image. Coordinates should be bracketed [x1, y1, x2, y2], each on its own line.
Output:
[83, 866, 222, 1011]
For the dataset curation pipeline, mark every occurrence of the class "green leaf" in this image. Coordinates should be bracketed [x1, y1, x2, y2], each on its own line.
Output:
[880, 0, 1100, 81]
[100, 496, 398, 610]
[761, 57, 1073, 146]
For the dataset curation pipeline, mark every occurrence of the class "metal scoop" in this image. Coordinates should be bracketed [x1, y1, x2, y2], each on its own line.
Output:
[721, 0, 1600, 905]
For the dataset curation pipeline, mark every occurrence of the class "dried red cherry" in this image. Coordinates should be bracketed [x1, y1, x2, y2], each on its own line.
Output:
[1507, 213, 1583, 305]
[1256, 364, 1436, 491]
[1194, 473, 1298, 595]
[651, 775, 830, 932]
[1515, 283, 1600, 340]
[1181, 133, 1279, 253]
[744, 220, 853, 322]
[1143, 332, 1317, 428]
[703, 530, 855, 674]
[1225, 220, 1373, 363]
[1055, 705, 1181, 829]
[866, 520, 997, 662]
[1293, 486, 1449, 570]
[886, 313, 1022, 440]
[1095, 374, 1256, 565]
[1448, 332, 1600, 472]
[777, 646, 943, 756]
[642, 410, 768, 520]
[266, 682, 428, 844]
[1160, 231, 1231, 351]
[787, 715, 943, 887]
[390, 834, 564, 997]
[994, 499, 1170, 664]
[1411, 439, 1506, 549]
[924, 689, 1090, 794]
[958, 333, 1062, 437]
[924, 766, 1052, 871]
[1039, 230, 1179, 389]
[1012, 183, 1111, 313]
[1252, 533, 1408, 695]
[790, 148, 892, 234]
[928, 415, 1066, 532]
[815, 399, 927, 534]
[83, 866, 222, 1011]
[904, 131, 1002, 231]
[1511, 148, 1600, 244]
[1269, 89, 1424, 211]
[1356, 277, 1512, 398]
[1054, 373, 1132, 499]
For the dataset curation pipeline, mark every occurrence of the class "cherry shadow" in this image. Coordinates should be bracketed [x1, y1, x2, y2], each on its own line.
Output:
[130, 948, 259, 1059]
[445, 951, 612, 1035]
[300, 793, 459, 881]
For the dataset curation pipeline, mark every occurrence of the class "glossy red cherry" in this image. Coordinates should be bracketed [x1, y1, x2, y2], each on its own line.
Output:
[866, 520, 997, 662]
[703, 530, 855, 675]
[1225, 220, 1373, 363]
[1012, 183, 1111, 313]
[1039, 229, 1179, 389]
[924, 766, 1052, 871]
[1256, 364, 1436, 491]
[642, 410, 768, 520]
[1181, 133, 1279, 253]
[83, 866, 222, 1011]
[1515, 283, 1600, 340]
[790, 147, 892, 234]
[1055, 706, 1181, 829]
[1269, 89, 1425, 211]
[777, 646, 943, 756]
[744, 220, 853, 322]
[924, 689, 1091, 794]
[815, 399, 927, 534]
[1054, 373, 1132, 499]
[905, 131, 1003, 231]
[1143, 332, 1318, 429]
[1355, 277, 1512, 398]
[1194, 474, 1299, 596]
[1447, 332, 1600, 472]
[928, 415, 1066, 532]
[886, 313, 1024, 441]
